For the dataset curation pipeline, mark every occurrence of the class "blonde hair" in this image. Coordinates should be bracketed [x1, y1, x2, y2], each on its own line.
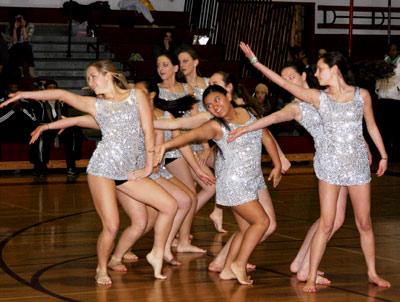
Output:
[87, 60, 129, 89]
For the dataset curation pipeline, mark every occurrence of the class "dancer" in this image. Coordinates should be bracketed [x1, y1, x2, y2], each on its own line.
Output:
[238, 42, 390, 292]
[155, 85, 282, 284]
[156, 52, 216, 252]
[1, 60, 178, 285]
[176, 45, 225, 232]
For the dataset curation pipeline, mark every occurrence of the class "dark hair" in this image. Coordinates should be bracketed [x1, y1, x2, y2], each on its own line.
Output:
[281, 62, 320, 89]
[136, 79, 159, 100]
[175, 44, 199, 60]
[319, 51, 355, 85]
[202, 85, 231, 130]
[157, 52, 179, 67]
[45, 79, 58, 88]
[154, 95, 197, 118]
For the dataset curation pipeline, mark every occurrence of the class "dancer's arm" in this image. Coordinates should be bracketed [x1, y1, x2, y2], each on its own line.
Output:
[129, 89, 156, 180]
[261, 129, 282, 188]
[155, 120, 220, 164]
[240, 42, 320, 107]
[361, 89, 388, 176]
[154, 111, 213, 130]
[1, 89, 96, 116]
[228, 103, 297, 142]
[268, 130, 291, 174]
[30, 115, 98, 144]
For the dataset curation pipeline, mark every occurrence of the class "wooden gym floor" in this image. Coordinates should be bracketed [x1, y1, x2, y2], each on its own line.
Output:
[0, 167, 399, 302]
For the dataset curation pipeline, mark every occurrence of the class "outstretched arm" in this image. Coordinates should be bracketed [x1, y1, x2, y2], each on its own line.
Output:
[30, 115, 98, 144]
[228, 103, 298, 142]
[361, 89, 388, 176]
[240, 42, 320, 107]
[1, 89, 96, 116]
[154, 111, 213, 130]
[155, 120, 220, 164]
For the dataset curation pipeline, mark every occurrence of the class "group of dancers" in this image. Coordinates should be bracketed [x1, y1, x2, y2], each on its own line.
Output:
[0, 42, 391, 292]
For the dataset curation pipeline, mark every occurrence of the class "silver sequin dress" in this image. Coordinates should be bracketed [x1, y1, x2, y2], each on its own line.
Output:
[86, 89, 145, 180]
[316, 88, 370, 185]
[295, 100, 326, 181]
[213, 113, 266, 206]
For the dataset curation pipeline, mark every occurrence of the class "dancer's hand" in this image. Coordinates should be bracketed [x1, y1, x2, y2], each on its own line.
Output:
[30, 124, 48, 144]
[194, 166, 216, 185]
[239, 42, 256, 60]
[268, 166, 282, 188]
[280, 155, 291, 174]
[228, 126, 248, 143]
[0, 92, 24, 108]
[376, 158, 387, 177]
[128, 166, 152, 181]
[196, 148, 211, 166]
[154, 144, 166, 165]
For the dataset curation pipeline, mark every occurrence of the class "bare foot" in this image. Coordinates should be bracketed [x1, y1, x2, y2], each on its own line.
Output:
[219, 268, 236, 280]
[368, 275, 391, 288]
[209, 262, 255, 273]
[164, 253, 182, 266]
[95, 269, 112, 286]
[316, 275, 331, 285]
[297, 270, 325, 282]
[231, 262, 253, 285]
[107, 256, 128, 272]
[290, 261, 300, 274]
[209, 211, 227, 233]
[303, 280, 317, 293]
[146, 252, 167, 280]
[123, 251, 139, 262]
[177, 243, 206, 253]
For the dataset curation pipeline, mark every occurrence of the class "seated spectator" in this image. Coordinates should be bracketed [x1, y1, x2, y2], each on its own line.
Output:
[29, 80, 82, 176]
[253, 83, 272, 116]
[153, 31, 177, 58]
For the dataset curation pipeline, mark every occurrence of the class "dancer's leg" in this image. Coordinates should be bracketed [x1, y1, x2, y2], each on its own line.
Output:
[117, 178, 177, 279]
[87, 175, 119, 285]
[349, 184, 390, 288]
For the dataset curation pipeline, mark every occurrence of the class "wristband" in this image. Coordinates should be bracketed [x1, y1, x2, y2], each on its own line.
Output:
[249, 56, 258, 65]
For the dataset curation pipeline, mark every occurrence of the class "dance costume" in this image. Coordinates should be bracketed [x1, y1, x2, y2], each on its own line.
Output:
[213, 112, 266, 206]
[87, 89, 145, 182]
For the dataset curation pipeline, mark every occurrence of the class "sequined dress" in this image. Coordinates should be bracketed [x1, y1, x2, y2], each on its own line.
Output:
[213, 112, 266, 206]
[295, 100, 326, 181]
[87, 89, 145, 180]
[316, 88, 370, 185]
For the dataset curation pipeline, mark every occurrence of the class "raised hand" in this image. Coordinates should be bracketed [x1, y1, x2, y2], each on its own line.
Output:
[239, 42, 256, 60]
[0, 92, 24, 108]
[227, 126, 248, 143]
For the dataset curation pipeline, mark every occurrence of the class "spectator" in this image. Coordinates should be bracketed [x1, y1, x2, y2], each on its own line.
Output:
[253, 83, 272, 116]
[9, 14, 35, 78]
[153, 31, 177, 58]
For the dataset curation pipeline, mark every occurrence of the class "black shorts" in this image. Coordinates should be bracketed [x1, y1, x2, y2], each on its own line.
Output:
[115, 179, 128, 186]
[165, 158, 178, 165]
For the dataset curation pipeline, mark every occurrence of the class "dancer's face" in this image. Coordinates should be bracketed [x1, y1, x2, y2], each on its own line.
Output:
[281, 67, 306, 87]
[315, 59, 333, 86]
[157, 55, 178, 81]
[204, 91, 230, 118]
[178, 52, 197, 76]
[86, 66, 110, 95]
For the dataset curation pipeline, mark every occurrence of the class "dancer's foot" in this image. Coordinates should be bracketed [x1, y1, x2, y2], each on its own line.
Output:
[219, 268, 236, 280]
[164, 256, 182, 266]
[146, 252, 167, 280]
[209, 262, 256, 273]
[316, 275, 331, 285]
[290, 261, 301, 274]
[209, 211, 227, 233]
[231, 262, 253, 285]
[303, 280, 317, 293]
[177, 243, 206, 253]
[368, 274, 391, 288]
[95, 268, 112, 285]
[123, 251, 139, 262]
[107, 256, 128, 272]
[297, 270, 325, 282]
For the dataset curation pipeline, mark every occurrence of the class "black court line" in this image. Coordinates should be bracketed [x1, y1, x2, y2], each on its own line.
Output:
[0, 210, 94, 301]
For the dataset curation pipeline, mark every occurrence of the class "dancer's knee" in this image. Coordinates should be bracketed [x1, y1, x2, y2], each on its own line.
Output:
[356, 217, 372, 233]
